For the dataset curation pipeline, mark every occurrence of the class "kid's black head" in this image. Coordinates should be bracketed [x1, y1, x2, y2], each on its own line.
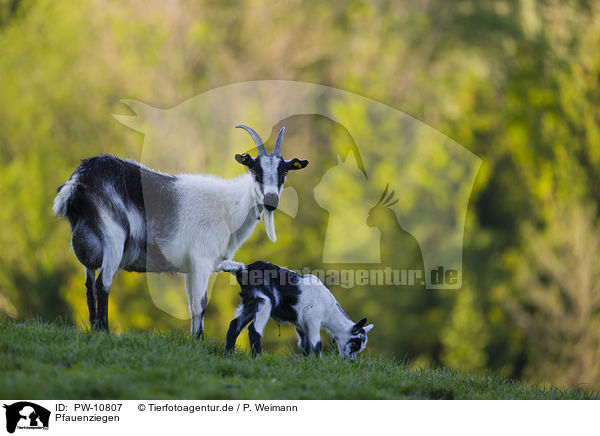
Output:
[335, 317, 374, 361]
[235, 124, 308, 212]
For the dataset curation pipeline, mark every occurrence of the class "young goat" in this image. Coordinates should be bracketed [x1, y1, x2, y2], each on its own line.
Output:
[220, 260, 374, 360]
[53, 125, 308, 335]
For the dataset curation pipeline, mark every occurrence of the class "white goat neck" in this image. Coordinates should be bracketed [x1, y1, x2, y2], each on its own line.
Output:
[323, 300, 355, 337]
[220, 172, 261, 232]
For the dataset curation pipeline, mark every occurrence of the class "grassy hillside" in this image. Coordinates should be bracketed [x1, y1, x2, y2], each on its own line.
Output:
[0, 320, 595, 399]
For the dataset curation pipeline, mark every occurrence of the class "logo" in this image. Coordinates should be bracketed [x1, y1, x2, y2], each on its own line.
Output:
[3, 402, 50, 434]
[112, 80, 481, 317]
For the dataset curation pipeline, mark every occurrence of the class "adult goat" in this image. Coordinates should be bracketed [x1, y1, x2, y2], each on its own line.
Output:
[53, 125, 308, 336]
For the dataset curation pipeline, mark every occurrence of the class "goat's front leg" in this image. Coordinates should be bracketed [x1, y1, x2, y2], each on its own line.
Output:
[306, 322, 323, 356]
[185, 260, 211, 339]
[248, 299, 271, 356]
[295, 327, 311, 356]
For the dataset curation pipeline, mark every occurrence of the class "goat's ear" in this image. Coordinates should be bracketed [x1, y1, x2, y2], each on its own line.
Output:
[363, 324, 374, 333]
[286, 158, 309, 171]
[351, 317, 368, 334]
[235, 153, 254, 167]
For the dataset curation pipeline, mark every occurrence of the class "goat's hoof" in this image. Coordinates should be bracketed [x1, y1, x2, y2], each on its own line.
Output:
[91, 321, 109, 332]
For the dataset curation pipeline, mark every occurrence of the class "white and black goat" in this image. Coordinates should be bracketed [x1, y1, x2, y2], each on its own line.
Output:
[53, 125, 308, 334]
[219, 260, 374, 360]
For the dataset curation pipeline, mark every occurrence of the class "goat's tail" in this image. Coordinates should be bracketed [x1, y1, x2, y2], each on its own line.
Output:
[53, 172, 79, 217]
[218, 260, 246, 274]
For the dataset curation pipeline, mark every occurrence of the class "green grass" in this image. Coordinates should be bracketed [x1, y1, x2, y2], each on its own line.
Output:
[0, 319, 596, 399]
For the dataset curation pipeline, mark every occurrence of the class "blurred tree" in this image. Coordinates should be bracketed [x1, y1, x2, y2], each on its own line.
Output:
[0, 0, 599, 389]
[506, 199, 600, 387]
[441, 286, 489, 373]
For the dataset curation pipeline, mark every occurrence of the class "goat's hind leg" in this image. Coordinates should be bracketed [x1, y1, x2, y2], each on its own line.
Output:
[248, 299, 272, 356]
[225, 306, 254, 352]
[71, 220, 102, 329]
[94, 230, 125, 332]
[84, 268, 96, 326]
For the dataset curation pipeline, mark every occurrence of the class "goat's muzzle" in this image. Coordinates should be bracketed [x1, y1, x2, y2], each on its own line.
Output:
[263, 193, 279, 211]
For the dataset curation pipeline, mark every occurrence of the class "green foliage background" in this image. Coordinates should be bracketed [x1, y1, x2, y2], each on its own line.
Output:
[1, 0, 600, 389]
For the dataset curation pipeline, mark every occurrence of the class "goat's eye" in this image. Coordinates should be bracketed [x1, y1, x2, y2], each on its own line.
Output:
[349, 338, 362, 352]
[283, 171, 288, 177]
[251, 169, 257, 176]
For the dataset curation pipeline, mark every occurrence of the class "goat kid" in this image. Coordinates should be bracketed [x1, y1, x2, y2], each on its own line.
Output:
[53, 125, 308, 335]
[219, 260, 374, 360]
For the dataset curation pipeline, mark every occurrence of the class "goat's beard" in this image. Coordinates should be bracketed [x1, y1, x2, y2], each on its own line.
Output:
[264, 209, 277, 242]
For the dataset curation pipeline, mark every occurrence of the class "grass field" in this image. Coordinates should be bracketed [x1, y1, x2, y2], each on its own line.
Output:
[0, 319, 596, 399]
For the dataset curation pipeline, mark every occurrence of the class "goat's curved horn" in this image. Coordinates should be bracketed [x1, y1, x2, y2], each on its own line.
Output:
[273, 127, 285, 156]
[236, 125, 267, 155]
